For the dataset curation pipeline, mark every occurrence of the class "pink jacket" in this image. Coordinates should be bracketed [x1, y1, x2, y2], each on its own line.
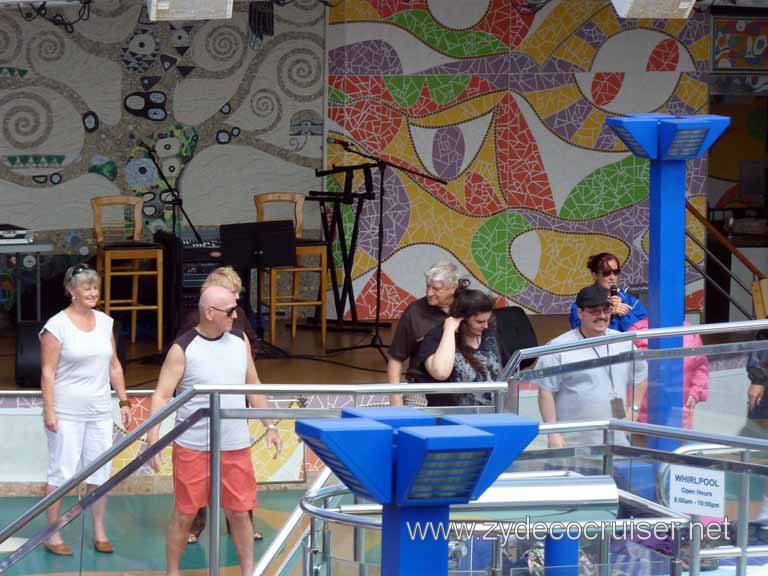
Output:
[630, 319, 709, 429]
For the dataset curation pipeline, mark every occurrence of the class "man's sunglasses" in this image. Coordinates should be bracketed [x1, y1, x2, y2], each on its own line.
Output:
[209, 305, 238, 317]
[600, 268, 620, 278]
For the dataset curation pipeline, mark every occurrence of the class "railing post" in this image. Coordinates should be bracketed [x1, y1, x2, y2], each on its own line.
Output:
[306, 517, 318, 576]
[490, 537, 503, 575]
[671, 523, 683, 576]
[322, 496, 332, 573]
[737, 451, 750, 576]
[209, 392, 222, 576]
[353, 494, 367, 576]
[689, 514, 701, 576]
[495, 386, 505, 414]
[599, 428, 614, 576]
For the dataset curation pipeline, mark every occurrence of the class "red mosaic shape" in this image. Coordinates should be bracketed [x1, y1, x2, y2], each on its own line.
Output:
[591, 72, 625, 106]
[646, 38, 680, 72]
[496, 93, 555, 214]
[477, 0, 533, 49]
[464, 171, 506, 216]
[371, 0, 429, 19]
[343, 99, 402, 156]
[345, 271, 417, 320]
[685, 290, 704, 312]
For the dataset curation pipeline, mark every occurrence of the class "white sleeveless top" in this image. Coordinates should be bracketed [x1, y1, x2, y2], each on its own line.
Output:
[41, 310, 114, 421]
[173, 328, 251, 451]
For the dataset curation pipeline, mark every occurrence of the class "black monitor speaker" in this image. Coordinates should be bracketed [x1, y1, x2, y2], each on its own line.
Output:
[220, 221, 296, 269]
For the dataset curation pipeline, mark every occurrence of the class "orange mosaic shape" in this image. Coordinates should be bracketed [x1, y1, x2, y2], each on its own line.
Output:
[347, 271, 417, 320]
[647, 38, 680, 71]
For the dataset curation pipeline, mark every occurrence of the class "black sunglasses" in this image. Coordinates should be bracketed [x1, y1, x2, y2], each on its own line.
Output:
[209, 305, 238, 317]
[600, 267, 620, 278]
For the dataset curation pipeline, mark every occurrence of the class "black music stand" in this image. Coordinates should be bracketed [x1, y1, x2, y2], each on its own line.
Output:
[321, 144, 447, 361]
[220, 221, 296, 358]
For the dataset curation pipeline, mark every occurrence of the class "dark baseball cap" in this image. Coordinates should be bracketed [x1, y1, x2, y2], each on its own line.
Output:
[576, 285, 611, 309]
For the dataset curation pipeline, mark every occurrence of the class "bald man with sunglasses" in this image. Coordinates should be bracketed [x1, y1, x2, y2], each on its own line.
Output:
[147, 286, 281, 576]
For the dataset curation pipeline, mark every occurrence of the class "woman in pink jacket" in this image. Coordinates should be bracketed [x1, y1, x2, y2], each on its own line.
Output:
[630, 318, 709, 429]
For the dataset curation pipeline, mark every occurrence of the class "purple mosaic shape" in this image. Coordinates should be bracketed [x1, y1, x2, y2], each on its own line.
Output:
[620, 18, 639, 32]
[544, 99, 593, 141]
[432, 126, 465, 181]
[653, 19, 668, 30]
[508, 72, 573, 93]
[328, 41, 402, 76]
[424, 53, 533, 76]
[596, 123, 618, 150]
[686, 158, 707, 198]
[664, 94, 695, 116]
[357, 169, 410, 261]
[542, 57, 586, 74]
[575, 21, 607, 49]
[679, 11, 709, 48]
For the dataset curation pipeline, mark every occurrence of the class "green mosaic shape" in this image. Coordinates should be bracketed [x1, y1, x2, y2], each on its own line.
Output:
[328, 85, 349, 104]
[88, 158, 117, 181]
[559, 156, 649, 220]
[426, 76, 471, 105]
[385, 10, 508, 58]
[383, 76, 425, 109]
[159, 124, 198, 160]
[472, 211, 530, 296]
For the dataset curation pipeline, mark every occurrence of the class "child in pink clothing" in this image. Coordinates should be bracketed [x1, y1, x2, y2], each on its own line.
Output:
[630, 318, 709, 429]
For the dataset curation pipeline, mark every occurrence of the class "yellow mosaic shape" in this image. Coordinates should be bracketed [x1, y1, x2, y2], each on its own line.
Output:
[398, 178, 486, 278]
[662, 19, 687, 38]
[330, 0, 380, 24]
[571, 108, 608, 149]
[524, 84, 583, 120]
[675, 74, 707, 112]
[520, 230, 629, 296]
[552, 36, 597, 70]
[410, 91, 506, 129]
[352, 246, 380, 278]
[591, 5, 622, 39]
[518, 0, 606, 64]
[688, 36, 710, 67]
[328, 144, 373, 195]
[249, 419, 303, 482]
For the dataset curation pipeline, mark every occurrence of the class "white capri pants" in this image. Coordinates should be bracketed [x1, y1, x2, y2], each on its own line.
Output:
[45, 418, 113, 487]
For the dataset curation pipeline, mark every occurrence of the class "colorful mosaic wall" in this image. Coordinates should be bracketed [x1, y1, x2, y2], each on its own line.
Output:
[0, 0, 325, 307]
[326, 0, 710, 316]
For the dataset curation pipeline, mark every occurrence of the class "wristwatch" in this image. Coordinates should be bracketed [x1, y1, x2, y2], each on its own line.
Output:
[266, 423, 277, 431]
[118, 399, 131, 408]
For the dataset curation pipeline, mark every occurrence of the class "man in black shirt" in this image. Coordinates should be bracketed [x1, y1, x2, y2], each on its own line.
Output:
[388, 261, 459, 406]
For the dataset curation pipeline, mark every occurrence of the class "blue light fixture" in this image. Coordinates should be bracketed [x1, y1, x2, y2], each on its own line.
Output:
[606, 113, 729, 450]
[297, 407, 539, 576]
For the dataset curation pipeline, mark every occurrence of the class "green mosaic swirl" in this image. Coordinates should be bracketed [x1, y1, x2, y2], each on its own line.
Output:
[472, 210, 530, 296]
[559, 155, 649, 220]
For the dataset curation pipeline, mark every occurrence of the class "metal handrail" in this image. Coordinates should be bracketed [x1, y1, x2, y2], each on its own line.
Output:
[501, 318, 768, 380]
[0, 380, 508, 575]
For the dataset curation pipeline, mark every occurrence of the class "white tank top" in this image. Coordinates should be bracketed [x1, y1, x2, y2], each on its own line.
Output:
[173, 328, 251, 451]
[40, 310, 114, 421]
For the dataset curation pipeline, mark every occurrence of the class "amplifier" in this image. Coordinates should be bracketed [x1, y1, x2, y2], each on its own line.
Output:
[182, 261, 221, 289]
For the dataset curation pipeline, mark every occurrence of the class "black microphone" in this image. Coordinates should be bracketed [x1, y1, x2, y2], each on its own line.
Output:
[609, 285, 618, 298]
[326, 137, 348, 147]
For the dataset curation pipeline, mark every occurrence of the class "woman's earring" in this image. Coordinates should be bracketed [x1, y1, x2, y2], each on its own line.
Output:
[71, 296, 76, 303]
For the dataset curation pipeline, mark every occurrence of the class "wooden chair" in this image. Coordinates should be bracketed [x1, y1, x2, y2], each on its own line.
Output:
[91, 195, 163, 351]
[254, 192, 326, 350]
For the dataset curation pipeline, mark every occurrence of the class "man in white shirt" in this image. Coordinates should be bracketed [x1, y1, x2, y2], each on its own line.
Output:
[537, 285, 647, 448]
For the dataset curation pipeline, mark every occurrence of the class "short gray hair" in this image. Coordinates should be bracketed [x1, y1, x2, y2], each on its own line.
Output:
[63, 264, 100, 296]
[424, 261, 459, 286]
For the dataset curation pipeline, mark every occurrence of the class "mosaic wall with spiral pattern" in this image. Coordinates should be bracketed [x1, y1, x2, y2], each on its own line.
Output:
[326, 0, 709, 317]
[0, 0, 325, 310]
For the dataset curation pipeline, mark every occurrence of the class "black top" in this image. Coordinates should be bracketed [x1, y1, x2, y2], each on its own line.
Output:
[388, 297, 448, 382]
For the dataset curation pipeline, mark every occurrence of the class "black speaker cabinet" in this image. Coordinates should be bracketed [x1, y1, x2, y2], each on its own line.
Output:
[15, 319, 127, 388]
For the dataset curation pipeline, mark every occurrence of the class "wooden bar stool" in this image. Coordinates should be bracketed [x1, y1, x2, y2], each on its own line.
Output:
[91, 195, 163, 351]
[254, 192, 327, 350]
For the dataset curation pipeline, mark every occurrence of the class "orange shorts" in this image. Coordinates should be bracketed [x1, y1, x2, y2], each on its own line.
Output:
[172, 443, 257, 515]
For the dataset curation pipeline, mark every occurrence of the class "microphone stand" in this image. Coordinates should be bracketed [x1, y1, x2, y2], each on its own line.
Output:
[329, 142, 446, 361]
[138, 142, 203, 244]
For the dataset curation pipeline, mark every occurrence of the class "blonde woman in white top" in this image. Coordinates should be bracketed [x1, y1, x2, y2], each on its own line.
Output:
[39, 263, 131, 556]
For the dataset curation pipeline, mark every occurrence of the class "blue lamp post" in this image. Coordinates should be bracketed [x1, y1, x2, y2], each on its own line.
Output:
[606, 114, 729, 449]
[296, 407, 539, 576]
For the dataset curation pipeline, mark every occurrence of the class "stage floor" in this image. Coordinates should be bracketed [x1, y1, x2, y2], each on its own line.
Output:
[0, 313, 572, 391]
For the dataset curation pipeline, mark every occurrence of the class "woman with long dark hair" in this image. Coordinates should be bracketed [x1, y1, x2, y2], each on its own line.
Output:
[569, 252, 647, 332]
[416, 284, 502, 406]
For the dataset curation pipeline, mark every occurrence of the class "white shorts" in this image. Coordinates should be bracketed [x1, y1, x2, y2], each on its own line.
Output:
[46, 418, 113, 487]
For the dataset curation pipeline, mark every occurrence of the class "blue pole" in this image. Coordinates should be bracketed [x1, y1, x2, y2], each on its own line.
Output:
[544, 532, 580, 575]
[381, 504, 450, 576]
[647, 159, 685, 451]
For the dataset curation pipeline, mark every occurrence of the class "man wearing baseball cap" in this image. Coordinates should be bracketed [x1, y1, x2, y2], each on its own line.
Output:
[536, 285, 647, 448]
